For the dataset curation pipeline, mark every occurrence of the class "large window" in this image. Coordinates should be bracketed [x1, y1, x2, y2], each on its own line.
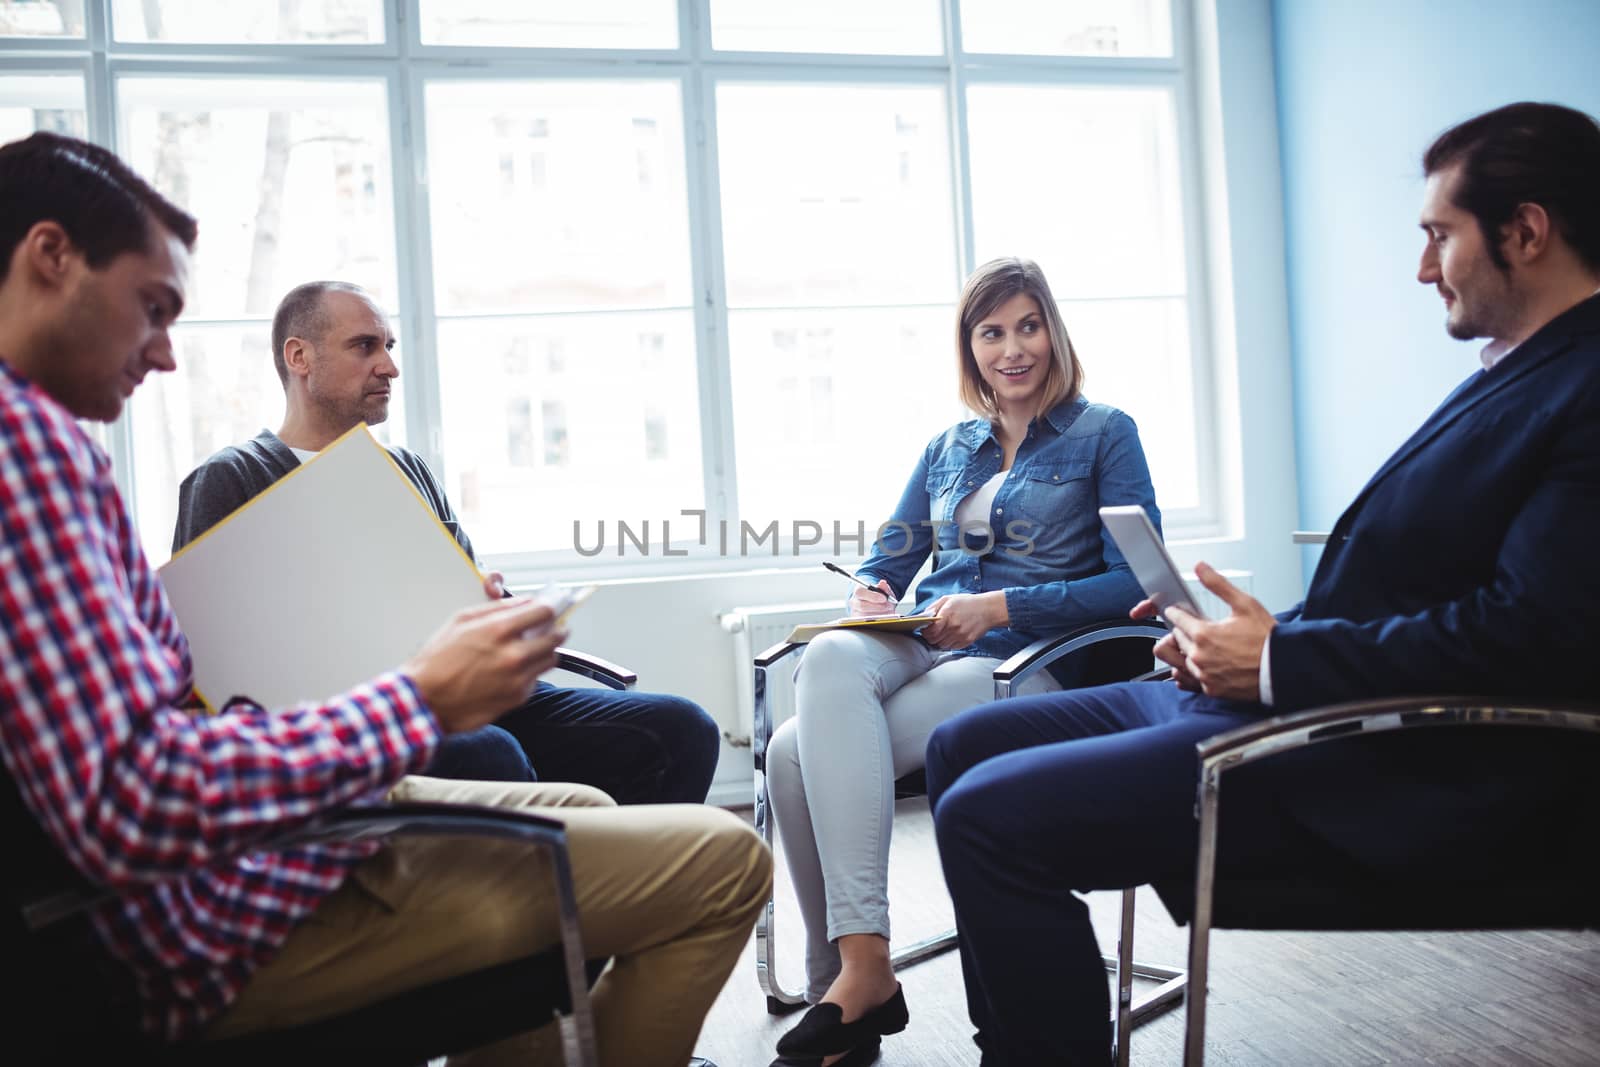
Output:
[425, 78, 700, 554]
[717, 82, 958, 536]
[116, 74, 403, 544]
[1, 0, 1212, 576]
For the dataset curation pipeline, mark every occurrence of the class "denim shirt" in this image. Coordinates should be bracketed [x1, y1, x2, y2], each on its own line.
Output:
[858, 395, 1160, 665]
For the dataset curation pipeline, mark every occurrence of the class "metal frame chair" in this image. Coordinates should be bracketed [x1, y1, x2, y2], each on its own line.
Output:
[14, 802, 599, 1067]
[9, 646, 637, 1067]
[1158, 695, 1600, 1066]
[753, 617, 1187, 1038]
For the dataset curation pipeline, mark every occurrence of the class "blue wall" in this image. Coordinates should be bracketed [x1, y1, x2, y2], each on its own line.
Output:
[1271, 0, 1600, 569]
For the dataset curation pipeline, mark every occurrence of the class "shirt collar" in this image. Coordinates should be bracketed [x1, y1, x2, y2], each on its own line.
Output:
[976, 395, 1085, 447]
[1039, 395, 1088, 434]
[1478, 337, 1515, 371]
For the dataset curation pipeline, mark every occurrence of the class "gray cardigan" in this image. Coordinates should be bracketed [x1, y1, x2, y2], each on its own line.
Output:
[172, 428, 477, 560]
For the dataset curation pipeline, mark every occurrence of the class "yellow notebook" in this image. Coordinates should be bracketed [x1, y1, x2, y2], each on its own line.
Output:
[785, 613, 938, 644]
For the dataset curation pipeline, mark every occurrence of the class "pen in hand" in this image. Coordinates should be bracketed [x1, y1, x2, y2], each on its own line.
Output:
[823, 561, 899, 607]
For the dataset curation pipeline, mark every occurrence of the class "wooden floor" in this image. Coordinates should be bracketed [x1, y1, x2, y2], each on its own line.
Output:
[690, 799, 1600, 1067]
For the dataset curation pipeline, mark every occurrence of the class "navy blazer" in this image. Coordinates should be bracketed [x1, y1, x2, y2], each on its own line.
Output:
[1196, 293, 1600, 874]
[1271, 291, 1600, 712]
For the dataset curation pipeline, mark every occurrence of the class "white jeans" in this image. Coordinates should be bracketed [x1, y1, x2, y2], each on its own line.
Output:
[765, 629, 1060, 1000]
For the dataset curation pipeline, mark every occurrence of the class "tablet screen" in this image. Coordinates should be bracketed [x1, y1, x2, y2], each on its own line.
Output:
[1098, 505, 1205, 619]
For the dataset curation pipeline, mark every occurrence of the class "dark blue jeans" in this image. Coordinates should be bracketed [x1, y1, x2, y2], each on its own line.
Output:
[925, 682, 1327, 1067]
[492, 682, 720, 805]
[425, 724, 536, 782]
[425, 684, 719, 804]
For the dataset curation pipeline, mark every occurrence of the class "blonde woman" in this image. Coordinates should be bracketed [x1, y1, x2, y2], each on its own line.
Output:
[768, 257, 1161, 1067]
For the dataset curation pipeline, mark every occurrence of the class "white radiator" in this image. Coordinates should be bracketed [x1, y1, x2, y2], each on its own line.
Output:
[717, 600, 840, 748]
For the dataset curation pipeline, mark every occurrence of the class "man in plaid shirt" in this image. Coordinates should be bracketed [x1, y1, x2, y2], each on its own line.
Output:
[0, 132, 767, 1067]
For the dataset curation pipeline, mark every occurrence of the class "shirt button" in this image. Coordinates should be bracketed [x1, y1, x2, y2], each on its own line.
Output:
[1053, 474, 1060, 481]
[995, 507, 1003, 515]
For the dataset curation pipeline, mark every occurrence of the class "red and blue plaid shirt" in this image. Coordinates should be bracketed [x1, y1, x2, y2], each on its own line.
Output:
[0, 362, 442, 1039]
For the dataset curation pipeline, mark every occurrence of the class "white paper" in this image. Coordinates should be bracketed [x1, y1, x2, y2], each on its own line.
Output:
[159, 426, 485, 711]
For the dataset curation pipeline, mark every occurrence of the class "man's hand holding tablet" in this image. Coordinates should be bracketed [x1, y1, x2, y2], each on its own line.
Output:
[1099, 505, 1277, 702]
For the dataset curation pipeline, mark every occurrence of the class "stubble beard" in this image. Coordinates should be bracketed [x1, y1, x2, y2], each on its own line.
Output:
[1444, 269, 1522, 344]
[363, 394, 392, 426]
[35, 282, 127, 421]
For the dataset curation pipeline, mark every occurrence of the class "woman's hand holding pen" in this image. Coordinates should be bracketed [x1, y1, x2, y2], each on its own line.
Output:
[848, 579, 900, 618]
[922, 592, 1009, 649]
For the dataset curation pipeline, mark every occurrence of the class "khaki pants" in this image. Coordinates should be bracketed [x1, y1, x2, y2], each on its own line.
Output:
[207, 776, 771, 1067]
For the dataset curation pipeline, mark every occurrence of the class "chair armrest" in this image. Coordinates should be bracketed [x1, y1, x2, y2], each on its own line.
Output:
[279, 801, 570, 847]
[554, 648, 637, 691]
[23, 804, 567, 931]
[1194, 695, 1600, 782]
[992, 619, 1168, 698]
[755, 640, 804, 668]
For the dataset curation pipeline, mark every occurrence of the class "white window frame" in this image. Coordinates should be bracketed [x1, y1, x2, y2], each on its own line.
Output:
[0, 0, 1227, 584]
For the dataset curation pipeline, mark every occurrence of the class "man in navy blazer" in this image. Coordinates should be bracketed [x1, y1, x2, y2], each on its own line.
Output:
[923, 101, 1600, 1066]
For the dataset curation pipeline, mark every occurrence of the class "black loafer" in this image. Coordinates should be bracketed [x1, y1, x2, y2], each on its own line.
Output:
[769, 1035, 882, 1067]
[774, 985, 908, 1056]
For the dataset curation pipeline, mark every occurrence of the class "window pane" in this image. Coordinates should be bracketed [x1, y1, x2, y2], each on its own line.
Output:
[435, 315, 703, 556]
[0, 74, 85, 142]
[710, 0, 939, 55]
[419, 0, 676, 49]
[729, 306, 959, 542]
[0, 0, 83, 36]
[960, 0, 1172, 57]
[968, 84, 1198, 512]
[111, 0, 383, 44]
[717, 83, 958, 538]
[127, 324, 407, 565]
[117, 77, 399, 318]
[967, 84, 1186, 299]
[1066, 298, 1198, 509]
[426, 79, 691, 314]
[717, 83, 955, 307]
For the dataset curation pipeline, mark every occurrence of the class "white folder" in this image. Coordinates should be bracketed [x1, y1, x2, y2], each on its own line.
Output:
[160, 425, 485, 712]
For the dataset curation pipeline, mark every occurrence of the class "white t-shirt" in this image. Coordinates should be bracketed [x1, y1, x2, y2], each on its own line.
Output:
[954, 468, 1008, 529]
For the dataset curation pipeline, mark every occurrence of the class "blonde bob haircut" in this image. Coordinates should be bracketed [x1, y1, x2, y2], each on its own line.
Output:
[955, 257, 1084, 420]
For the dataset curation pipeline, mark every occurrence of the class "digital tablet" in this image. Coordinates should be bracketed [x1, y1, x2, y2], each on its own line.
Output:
[1098, 505, 1206, 619]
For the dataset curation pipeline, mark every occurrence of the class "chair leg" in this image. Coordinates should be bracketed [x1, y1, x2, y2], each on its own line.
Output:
[756, 895, 810, 1014]
[1180, 915, 1212, 1066]
[889, 928, 959, 970]
[1113, 887, 1135, 1067]
[1183, 772, 1222, 1066]
[1104, 887, 1187, 1059]
[754, 765, 809, 1013]
[752, 657, 810, 1014]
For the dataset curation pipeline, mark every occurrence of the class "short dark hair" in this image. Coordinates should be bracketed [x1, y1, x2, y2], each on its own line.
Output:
[0, 131, 197, 284]
[1423, 101, 1600, 272]
[270, 280, 369, 386]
